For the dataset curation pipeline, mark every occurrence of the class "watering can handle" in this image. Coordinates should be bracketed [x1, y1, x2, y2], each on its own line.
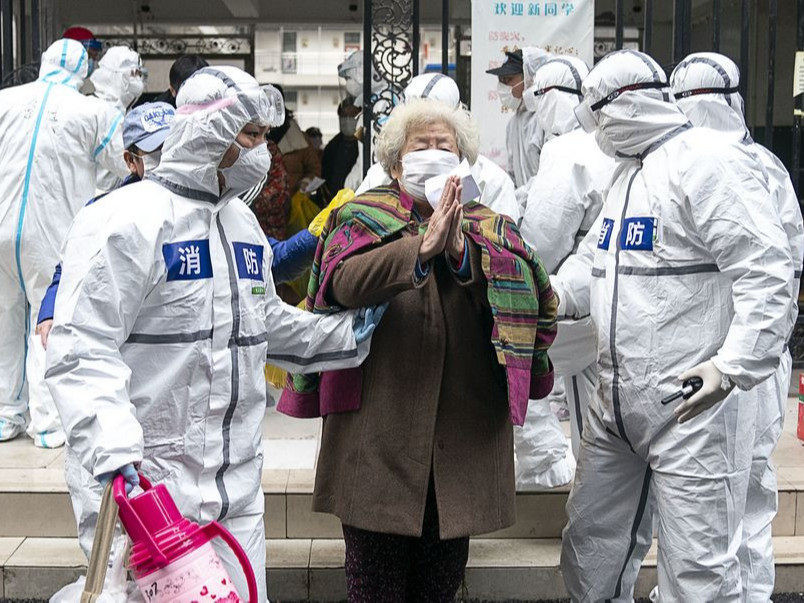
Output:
[112, 473, 167, 565]
[202, 522, 259, 603]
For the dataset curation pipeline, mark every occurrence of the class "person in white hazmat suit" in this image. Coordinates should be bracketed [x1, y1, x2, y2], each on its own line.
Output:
[337, 50, 386, 192]
[553, 50, 794, 602]
[486, 47, 550, 207]
[355, 73, 521, 222]
[0, 38, 130, 449]
[46, 66, 385, 601]
[90, 46, 146, 192]
[519, 56, 615, 458]
[668, 52, 804, 602]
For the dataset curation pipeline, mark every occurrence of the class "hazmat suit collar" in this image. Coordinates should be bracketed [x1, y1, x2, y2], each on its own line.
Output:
[596, 92, 690, 159]
[38, 38, 88, 90]
[149, 66, 273, 204]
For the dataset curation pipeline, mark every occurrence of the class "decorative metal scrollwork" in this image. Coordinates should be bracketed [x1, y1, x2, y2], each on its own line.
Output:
[365, 0, 417, 156]
[101, 36, 251, 56]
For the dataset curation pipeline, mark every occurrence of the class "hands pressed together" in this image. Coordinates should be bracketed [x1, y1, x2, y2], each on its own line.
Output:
[419, 175, 465, 263]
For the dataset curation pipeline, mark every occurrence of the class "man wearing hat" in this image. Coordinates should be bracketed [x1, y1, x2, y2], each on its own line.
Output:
[63, 26, 103, 75]
[35, 102, 176, 353]
[487, 48, 550, 195]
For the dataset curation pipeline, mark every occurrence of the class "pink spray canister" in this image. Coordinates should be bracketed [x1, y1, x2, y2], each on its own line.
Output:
[113, 473, 258, 603]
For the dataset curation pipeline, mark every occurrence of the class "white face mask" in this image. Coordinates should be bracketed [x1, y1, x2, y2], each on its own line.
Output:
[399, 149, 460, 200]
[219, 141, 272, 196]
[497, 81, 523, 111]
[141, 149, 161, 174]
[339, 115, 358, 137]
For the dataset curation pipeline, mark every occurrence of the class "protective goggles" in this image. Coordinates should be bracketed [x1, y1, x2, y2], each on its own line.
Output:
[533, 85, 583, 98]
[673, 86, 739, 99]
[261, 84, 286, 127]
[523, 84, 582, 113]
[574, 81, 668, 133]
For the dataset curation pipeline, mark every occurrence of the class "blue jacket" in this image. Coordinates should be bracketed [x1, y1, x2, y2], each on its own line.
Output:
[267, 229, 317, 286]
[37, 178, 318, 324]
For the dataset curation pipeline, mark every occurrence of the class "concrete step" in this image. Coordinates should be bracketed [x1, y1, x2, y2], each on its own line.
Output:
[2, 399, 803, 542]
[3, 536, 804, 601]
[2, 461, 804, 541]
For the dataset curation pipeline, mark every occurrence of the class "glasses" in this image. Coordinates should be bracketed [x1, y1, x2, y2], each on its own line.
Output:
[533, 85, 582, 98]
[673, 86, 739, 100]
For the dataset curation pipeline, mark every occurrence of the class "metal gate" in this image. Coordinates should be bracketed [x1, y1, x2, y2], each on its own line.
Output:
[361, 0, 450, 173]
[612, 0, 800, 185]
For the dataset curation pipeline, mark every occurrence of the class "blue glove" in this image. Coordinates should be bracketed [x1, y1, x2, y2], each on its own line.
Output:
[97, 463, 140, 495]
[353, 303, 389, 344]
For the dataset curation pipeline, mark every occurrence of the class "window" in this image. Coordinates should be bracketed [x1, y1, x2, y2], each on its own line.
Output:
[344, 32, 361, 53]
[282, 31, 298, 74]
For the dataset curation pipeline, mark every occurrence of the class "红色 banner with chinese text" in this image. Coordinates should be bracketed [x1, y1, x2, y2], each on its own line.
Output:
[471, 0, 594, 173]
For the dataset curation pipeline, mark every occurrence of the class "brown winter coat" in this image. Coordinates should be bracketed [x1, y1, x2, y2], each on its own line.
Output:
[311, 223, 517, 539]
[278, 119, 322, 195]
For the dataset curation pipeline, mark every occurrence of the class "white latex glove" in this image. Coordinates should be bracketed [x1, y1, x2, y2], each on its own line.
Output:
[674, 359, 734, 423]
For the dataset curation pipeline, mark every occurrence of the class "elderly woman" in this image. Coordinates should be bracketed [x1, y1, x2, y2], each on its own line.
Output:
[279, 99, 558, 601]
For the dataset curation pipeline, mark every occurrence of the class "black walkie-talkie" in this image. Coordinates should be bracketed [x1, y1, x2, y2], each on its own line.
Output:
[660, 376, 704, 405]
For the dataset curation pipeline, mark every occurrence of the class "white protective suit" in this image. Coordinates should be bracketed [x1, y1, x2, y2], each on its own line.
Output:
[355, 73, 521, 222]
[0, 39, 129, 447]
[339, 50, 385, 192]
[91, 46, 144, 192]
[509, 47, 551, 208]
[46, 66, 374, 601]
[519, 56, 615, 457]
[555, 50, 794, 602]
[671, 52, 804, 602]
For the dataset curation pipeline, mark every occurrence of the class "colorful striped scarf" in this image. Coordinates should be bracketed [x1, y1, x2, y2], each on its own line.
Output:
[278, 187, 558, 426]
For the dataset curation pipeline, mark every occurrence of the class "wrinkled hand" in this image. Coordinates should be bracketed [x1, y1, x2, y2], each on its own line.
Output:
[674, 359, 735, 423]
[35, 319, 53, 350]
[446, 179, 465, 261]
[420, 176, 461, 262]
[97, 463, 140, 495]
[353, 303, 389, 344]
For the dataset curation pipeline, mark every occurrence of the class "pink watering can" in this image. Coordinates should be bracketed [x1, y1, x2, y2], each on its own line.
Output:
[113, 473, 258, 603]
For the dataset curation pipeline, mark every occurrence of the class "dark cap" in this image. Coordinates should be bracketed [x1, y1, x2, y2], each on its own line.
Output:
[486, 49, 524, 77]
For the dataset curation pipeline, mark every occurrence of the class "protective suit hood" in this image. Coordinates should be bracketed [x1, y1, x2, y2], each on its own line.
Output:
[530, 56, 588, 141]
[522, 46, 552, 88]
[151, 66, 277, 203]
[670, 52, 748, 141]
[338, 51, 384, 107]
[38, 38, 88, 90]
[90, 46, 143, 112]
[581, 50, 688, 158]
[404, 73, 460, 108]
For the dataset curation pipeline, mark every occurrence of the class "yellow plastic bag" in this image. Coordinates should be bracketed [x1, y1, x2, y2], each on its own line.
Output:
[286, 191, 321, 236]
[308, 188, 355, 237]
